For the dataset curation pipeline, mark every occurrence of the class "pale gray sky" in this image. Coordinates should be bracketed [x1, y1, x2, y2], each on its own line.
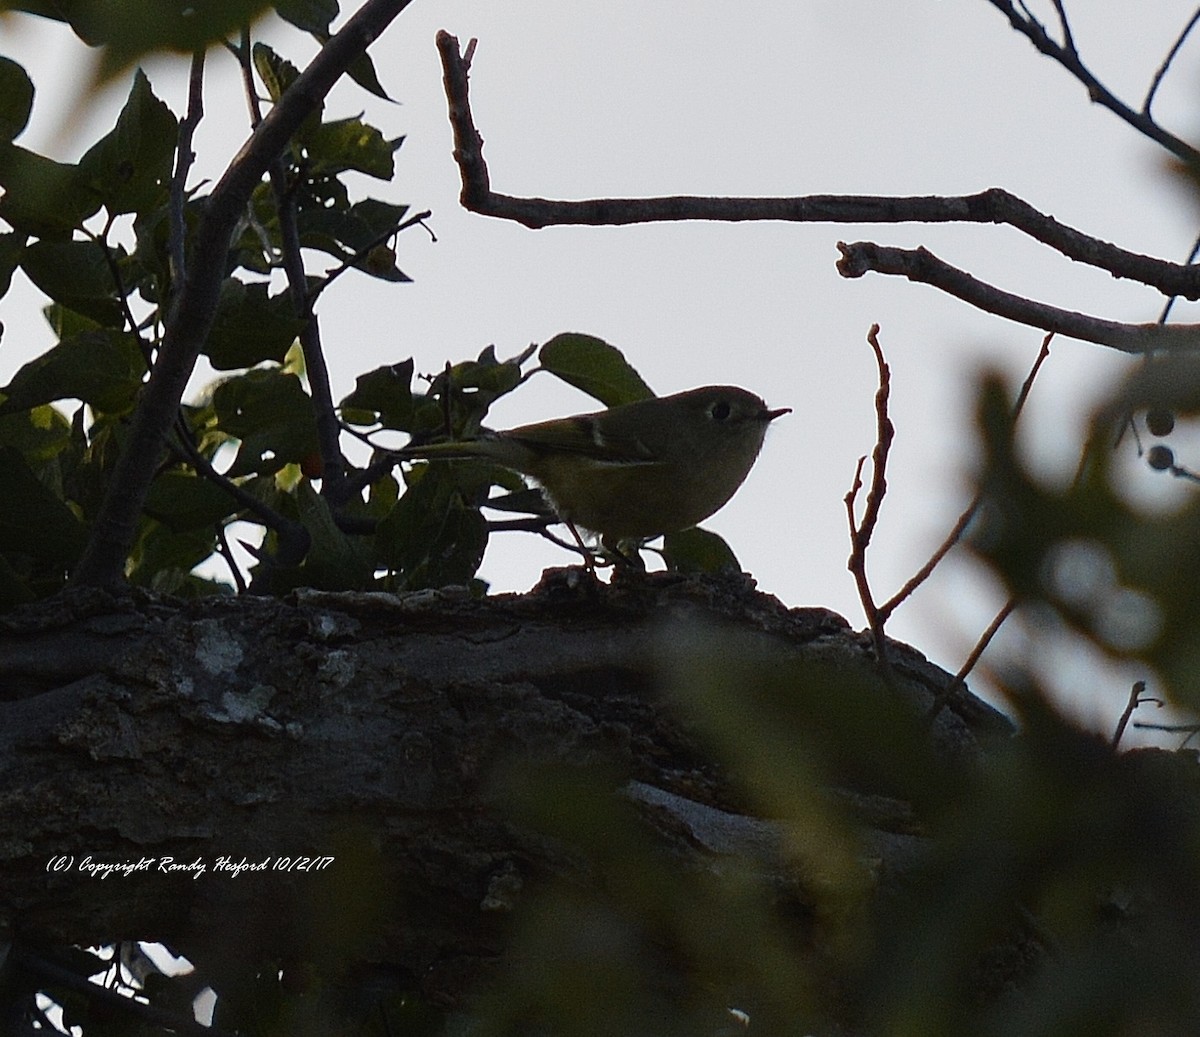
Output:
[3, 1, 1199, 737]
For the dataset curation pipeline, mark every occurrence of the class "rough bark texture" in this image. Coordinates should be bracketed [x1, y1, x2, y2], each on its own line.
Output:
[0, 567, 1010, 1007]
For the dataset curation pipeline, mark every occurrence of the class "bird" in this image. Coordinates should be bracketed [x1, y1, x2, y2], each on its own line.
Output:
[396, 385, 790, 558]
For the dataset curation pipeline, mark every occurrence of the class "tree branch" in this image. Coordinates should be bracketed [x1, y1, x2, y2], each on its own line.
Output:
[169, 50, 205, 287]
[845, 325, 895, 673]
[73, 0, 416, 587]
[435, 31, 1200, 301]
[836, 241, 1200, 353]
[985, 0, 1200, 167]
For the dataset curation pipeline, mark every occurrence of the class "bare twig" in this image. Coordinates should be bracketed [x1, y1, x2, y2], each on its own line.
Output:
[74, 0, 416, 586]
[1049, 0, 1077, 57]
[845, 324, 895, 670]
[986, 0, 1200, 167]
[1111, 680, 1163, 748]
[837, 241, 1200, 353]
[169, 50, 206, 287]
[1159, 231, 1200, 324]
[1144, 7, 1200, 115]
[926, 599, 1017, 724]
[214, 519, 249, 593]
[435, 32, 1200, 304]
[880, 334, 1052, 620]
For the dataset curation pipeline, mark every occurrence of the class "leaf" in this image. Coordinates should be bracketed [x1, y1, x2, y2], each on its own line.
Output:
[129, 523, 221, 595]
[204, 279, 305, 371]
[0, 445, 88, 567]
[211, 369, 318, 477]
[78, 68, 177, 215]
[0, 404, 72, 466]
[0, 231, 26, 299]
[343, 49, 393, 103]
[38, 0, 275, 84]
[292, 480, 373, 590]
[144, 470, 239, 532]
[661, 526, 741, 574]
[273, 0, 337, 34]
[303, 116, 403, 179]
[309, 30, 393, 101]
[539, 333, 655, 407]
[297, 198, 410, 256]
[376, 463, 488, 589]
[340, 360, 414, 430]
[252, 42, 306, 111]
[0, 142, 99, 235]
[20, 238, 124, 325]
[0, 57, 34, 143]
[0, 330, 146, 415]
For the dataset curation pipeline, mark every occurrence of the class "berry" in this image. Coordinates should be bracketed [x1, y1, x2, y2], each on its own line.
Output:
[1146, 409, 1175, 437]
[1147, 444, 1174, 471]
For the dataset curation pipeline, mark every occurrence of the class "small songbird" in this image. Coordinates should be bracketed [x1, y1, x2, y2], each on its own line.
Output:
[397, 385, 790, 553]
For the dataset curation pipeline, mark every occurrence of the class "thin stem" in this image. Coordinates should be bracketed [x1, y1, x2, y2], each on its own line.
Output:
[879, 334, 1052, 619]
[926, 599, 1017, 723]
[1144, 7, 1200, 115]
[986, 0, 1200, 167]
[844, 324, 895, 672]
[169, 50, 206, 287]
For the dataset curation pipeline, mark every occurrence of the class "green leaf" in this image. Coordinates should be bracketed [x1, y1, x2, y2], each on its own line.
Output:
[376, 463, 488, 589]
[252, 41, 303, 106]
[304, 116, 402, 179]
[0, 330, 145, 414]
[273, 0, 337, 34]
[340, 360, 414, 430]
[129, 522, 221, 595]
[0, 142, 99, 235]
[343, 49, 393, 103]
[204, 279, 305, 371]
[661, 526, 741, 574]
[297, 198, 410, 256]
[21, 238, 124, 325]
[0, 445, 88, 566]
[43, 302, 103, 338]
[144, 470, 239, 532]
[0, 231, 26, 299]
[293, 480, 373, 589]
[0, 57, 34, 143]
[539, 333, 655, 407]
[0, 404, 72, 466]
[211, 369, 318, 477]
[309, 30, 393, 102]
[78, 68, 177, 215]
[39, 0, 274, 83]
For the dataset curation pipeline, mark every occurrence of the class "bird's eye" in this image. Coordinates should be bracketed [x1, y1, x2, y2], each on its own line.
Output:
[709, 401, 732, 421]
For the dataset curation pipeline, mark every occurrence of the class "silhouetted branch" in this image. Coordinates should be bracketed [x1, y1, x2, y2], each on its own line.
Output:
[881, 334, 1053, 622]
[435, 31, 1200, 302]
[1145, 8, 1200, 115]
[837, 242, 1200, 353]
[986, 0, 1200, 167]
[845, 325, 895, 673]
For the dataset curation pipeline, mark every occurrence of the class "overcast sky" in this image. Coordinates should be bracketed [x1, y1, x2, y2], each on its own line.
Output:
[4, 1, 1200, 738]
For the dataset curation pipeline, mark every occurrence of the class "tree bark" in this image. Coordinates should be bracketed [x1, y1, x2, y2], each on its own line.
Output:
[0, 568, 1009, 1007]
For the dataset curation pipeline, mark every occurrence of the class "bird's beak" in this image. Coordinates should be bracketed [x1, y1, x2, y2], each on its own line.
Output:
[763, 406, 791, 422]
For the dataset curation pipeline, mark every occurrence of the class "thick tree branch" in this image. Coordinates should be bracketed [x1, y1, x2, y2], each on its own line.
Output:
[73, 0, 416, 587]
[435, 31, 1200, 301]
[837, 241, 1200, 353]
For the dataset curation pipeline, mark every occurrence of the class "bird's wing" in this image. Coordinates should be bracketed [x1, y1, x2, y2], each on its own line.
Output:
[506, 415, 659, 465]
